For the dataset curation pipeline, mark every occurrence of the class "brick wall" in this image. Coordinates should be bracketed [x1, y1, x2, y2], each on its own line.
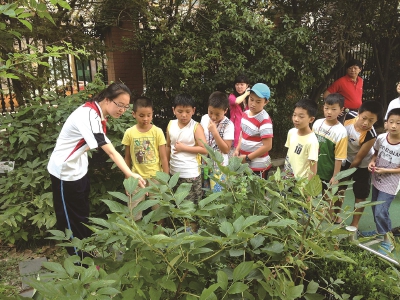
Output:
[105, 21, 143, 96]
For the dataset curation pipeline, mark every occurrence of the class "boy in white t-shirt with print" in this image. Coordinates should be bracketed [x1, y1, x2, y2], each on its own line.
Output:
[285, 98, 319, 180]
[200, 91, 234, 192]
[360, 108, 400, 255]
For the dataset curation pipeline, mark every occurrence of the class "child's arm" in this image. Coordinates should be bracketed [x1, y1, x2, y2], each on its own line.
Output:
[240, 137, 272, 162]
[174, 124, 208, 155]
[235, 90, 250, 105]
[101, 143, 145, 188]
[348, 138, 376, 168]
[123, 146, 132, 179]
[208, 121, 232, 154]
[166, 131, 171, 161]
[368, 150, 378, 172]
[308, 160, 318, 180]
[234, 132, 242, 156]
[159, 144, 169, 174]
[329, 159, 343, 184]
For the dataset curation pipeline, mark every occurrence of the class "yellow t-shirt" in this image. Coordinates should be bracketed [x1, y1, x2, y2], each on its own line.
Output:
[121, 125, 166, 179]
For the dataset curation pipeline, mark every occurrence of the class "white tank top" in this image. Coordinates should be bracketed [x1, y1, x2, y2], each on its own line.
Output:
[168, 119, 200, 178]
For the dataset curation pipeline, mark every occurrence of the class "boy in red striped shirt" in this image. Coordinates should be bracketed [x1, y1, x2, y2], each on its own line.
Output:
[233, 83, 273, 178]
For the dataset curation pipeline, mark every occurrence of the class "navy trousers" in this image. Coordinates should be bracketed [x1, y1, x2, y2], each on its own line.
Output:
[50, 174, 91, 257]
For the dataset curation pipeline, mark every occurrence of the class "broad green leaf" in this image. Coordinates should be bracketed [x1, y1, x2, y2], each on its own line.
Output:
[191, 247, 214, 255]
[18, 19, 32, 31]
[232, 261, 254, 281]
[306, 280, 319, 294]
[267, 219, 297, 227]
[233, 215, 245, 232]
[261, 241, 284, 254]
[97, 287, 120, 295]
[149, 287, 162, 300]
[167, 254, 181, 275]
[334, 168, 356, 181]
[123, 177, 139, 194]
[287, 284, 304, 299]
[156, 171, 170, 184]
[220, 221, 234, 237]
[198, 192, 222, 209]
[228, 282, 248, 294]
[199, 283, 219, 300]
[63, 258, 75, 277]
[107, 191, 129, 203]
[242, 215, 267, 229]
[42, 262, 68, 276]
[102, 199, 127, 213]
[305, 175, 322, 197]
[159, 279, 177, 292]
[217, 270, 228, 290]
[250, 235, 265, 249]
[229, 249, 244, 257]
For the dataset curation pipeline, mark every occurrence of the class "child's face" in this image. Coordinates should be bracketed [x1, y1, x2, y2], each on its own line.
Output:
[396, 82, 400, 95]
[248, 92, 268, 115]
[172, 105, 195, 125]
[387, 114, 400, 135]
[292, 107, 314, 131]
[355, 111, 378, 131]
[235, 82, 248, 95]
[208, 106, 227, 123]
[323, 103, 342, 122]
[132, 106, 153, 128]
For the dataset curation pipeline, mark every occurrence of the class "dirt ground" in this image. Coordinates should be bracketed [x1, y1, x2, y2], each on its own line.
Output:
[0, 242, 65, 297]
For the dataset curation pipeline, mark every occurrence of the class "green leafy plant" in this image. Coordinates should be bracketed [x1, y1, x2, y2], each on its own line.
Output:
[27, 147, 392, 299]
[0, 76, 136, 244]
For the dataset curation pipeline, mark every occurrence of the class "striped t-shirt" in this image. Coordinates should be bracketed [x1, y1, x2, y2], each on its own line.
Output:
[239, 109, 273, 171]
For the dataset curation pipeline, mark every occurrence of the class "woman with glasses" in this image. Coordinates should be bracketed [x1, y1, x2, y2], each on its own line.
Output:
[384, 81, 400, 121]
[47, 82, 145, 258]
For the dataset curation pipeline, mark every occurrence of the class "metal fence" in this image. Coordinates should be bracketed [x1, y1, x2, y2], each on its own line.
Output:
[0, 45, 107, 113]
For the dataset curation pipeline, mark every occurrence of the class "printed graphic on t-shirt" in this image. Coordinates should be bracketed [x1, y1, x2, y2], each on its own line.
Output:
[133, 137, 156, 164]
[294, 143, 303, 155]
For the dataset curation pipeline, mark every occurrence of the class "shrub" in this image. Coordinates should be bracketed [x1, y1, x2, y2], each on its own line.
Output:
[0, 77, 136, 244]
[27, 148, 386, 299]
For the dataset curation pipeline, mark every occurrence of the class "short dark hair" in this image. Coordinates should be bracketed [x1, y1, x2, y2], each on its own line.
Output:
[208, 91, 229, 110]
[173, 93, 195, 108]
[358, 100, 383, 120]
[132, 96, 153, 112]
[325, 93, 345, 108]
[91, 82, 131, 103]
[387, 108, 400, 120]
[345, 59, 363, 69]
[295, 98, 318, 117]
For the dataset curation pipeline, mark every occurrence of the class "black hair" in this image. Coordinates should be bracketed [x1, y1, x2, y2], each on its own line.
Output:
[208, 91, 229, 110]
[294, 98, 318, 117]
[324, 93, 345, 108]
[233, 74, 250, 97]
[133, 96, 153, 112]
[173, 93, 195, 108]
[358, 100, 383, 121]
[90, 82, 131, 103]
[387, 108, 400, 120]
[345, 59, 363, 69]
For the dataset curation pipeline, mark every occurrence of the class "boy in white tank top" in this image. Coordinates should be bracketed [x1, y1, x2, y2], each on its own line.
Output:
[166, 94, 208, 232]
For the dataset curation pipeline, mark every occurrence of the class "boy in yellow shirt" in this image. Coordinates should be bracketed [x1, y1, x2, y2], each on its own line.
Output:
[122, 96, 169, 220]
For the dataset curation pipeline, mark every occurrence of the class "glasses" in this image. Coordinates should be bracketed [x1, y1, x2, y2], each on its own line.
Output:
[112, 100, 130, 110]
